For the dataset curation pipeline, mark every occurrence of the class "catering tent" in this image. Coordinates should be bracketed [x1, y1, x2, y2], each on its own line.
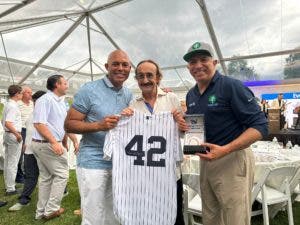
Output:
[0, 0, 299, 98]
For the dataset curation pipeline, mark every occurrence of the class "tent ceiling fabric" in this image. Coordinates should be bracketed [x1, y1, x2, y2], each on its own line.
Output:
[0, 0, 299, 95]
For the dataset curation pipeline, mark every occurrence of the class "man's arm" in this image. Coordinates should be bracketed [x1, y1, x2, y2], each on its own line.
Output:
[64, 107, 120, 134]
[34, 123, 64, 156]
[68, 133, 79, 154]
[5, 121, 22, 142]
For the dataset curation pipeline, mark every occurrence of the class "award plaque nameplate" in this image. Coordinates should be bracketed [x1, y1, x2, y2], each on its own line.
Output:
[183, 114, 207, 154]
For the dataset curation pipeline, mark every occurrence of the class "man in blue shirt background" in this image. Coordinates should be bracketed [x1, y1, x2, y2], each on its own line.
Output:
[64, 49, 132, 225]
[180, 42, 268, 225]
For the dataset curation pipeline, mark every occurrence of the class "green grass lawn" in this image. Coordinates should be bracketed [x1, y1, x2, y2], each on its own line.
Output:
[0, 170, 299, 225]
[0, 170, 81, 225]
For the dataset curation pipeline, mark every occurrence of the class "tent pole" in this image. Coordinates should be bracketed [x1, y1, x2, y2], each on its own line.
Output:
[86, 14, 94, 81]
[17, 14, 86, 84]
[0, 33, 14, 83]
[195, 0, 228, 75]
[90, 14, 136, 69]
[0, 0, 35, 19]
[67, 59, 90, 81]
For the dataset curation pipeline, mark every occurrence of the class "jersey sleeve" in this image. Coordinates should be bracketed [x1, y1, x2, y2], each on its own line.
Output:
[103, 128, 116, 160]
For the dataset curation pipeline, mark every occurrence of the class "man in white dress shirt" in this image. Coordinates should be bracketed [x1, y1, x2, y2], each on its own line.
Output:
[32, 75, 78, 220]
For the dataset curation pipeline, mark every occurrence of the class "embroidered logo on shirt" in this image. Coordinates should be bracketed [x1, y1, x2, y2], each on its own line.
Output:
[208, 95, 217, 104]
[188, 102, 196, 107]
[208, 95, 218, 107]
[247, 97, 254, 102]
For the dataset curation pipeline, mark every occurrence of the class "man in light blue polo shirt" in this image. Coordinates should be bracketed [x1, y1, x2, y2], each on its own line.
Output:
[64, 49, 132, 225]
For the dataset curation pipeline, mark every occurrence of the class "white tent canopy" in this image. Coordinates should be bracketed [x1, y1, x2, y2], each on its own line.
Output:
[0, 0, 299, 97]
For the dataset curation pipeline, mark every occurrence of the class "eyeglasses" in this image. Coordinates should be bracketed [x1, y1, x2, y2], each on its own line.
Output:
[135, 73, 155, 80]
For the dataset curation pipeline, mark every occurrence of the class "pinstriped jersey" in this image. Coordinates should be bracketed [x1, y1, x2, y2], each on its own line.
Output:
[104, 111, 181, 225]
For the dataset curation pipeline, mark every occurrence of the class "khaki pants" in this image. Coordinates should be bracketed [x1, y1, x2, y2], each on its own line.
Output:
[32, 142, 68, 218]
[200, 148, 254, 225]
[3, 132, 22, 192]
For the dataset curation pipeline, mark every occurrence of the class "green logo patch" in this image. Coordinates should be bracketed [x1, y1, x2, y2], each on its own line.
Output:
[192, 42, 201, 49]
[208, 95, 217, 104]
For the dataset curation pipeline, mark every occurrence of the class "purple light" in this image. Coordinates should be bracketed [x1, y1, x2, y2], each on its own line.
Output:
[244, 80, 281, 87]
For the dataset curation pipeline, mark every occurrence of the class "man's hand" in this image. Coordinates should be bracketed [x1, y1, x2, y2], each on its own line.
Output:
[196, 143, 230, 160]
[15, 133, 22, 143]
[62, 137, 68, 151]
[121, 107, 134, 117]
[51, 142, 64, 156]
[73, 142, 79, 155]
[97, 115, 120, 131]
[172, 109, 189, 132]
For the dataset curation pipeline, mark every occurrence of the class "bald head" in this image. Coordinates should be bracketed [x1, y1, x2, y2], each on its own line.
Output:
[21, 86, 32, 102]
[22, 86, 32, 93]
[107, 49, 130, 64]
[105, 49, 131, 88]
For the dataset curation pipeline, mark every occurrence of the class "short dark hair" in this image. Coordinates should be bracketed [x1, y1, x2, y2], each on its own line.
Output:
[8, 85, 22, 97]
[135, 59, 163, 85]
[32, 90, 46, 102]
[47, 75, 63, 91]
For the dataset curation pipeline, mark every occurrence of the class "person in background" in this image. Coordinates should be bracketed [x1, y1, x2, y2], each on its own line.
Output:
[32, 75, 78, 220]
[271, 93, 286, 129]
[2, 85, 23, 195]
[9, 91, 46, 212]
[260, 99, 269, 118]
[16, 86, 33, 184]
[175, 41, 268, 225]
[293, 104, 300, 128]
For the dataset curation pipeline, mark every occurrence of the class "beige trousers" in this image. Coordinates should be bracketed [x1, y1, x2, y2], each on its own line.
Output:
[200, 148, 254, 225]
[32, 142, 68, 218]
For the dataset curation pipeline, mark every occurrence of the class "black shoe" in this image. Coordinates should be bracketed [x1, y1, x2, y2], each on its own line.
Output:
[16, 178, 25, 184]
[0, 201, 7, 207]
[5, 190, 18, 196]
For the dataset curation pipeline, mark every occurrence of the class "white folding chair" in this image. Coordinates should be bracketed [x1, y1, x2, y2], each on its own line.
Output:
[290, 168, 300, 202]
[183, 185, 202, 225]
[253, 166, 299, 225]
[252, 168, 271, 205]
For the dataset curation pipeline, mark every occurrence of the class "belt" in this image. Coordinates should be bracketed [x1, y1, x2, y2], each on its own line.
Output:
[32, 139, 62, 143]
[32, 138, 49, 143]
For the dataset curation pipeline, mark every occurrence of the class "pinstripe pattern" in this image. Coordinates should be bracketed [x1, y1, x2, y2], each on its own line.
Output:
[103, 111, 180, 225]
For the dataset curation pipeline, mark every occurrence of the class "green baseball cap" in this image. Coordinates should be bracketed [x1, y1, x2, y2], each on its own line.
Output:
[183, 42, 215, 62]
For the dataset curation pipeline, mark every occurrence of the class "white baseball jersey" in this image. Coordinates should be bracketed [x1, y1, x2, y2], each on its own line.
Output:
[104, 111, 182, 225]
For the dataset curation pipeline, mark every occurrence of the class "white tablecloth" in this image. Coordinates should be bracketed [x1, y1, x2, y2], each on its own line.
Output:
[182, 148, 300, 195]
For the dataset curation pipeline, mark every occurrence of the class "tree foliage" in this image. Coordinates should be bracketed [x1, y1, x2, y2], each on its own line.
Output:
[227, 58, 259, 81]
[284, 52, 300, 79]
